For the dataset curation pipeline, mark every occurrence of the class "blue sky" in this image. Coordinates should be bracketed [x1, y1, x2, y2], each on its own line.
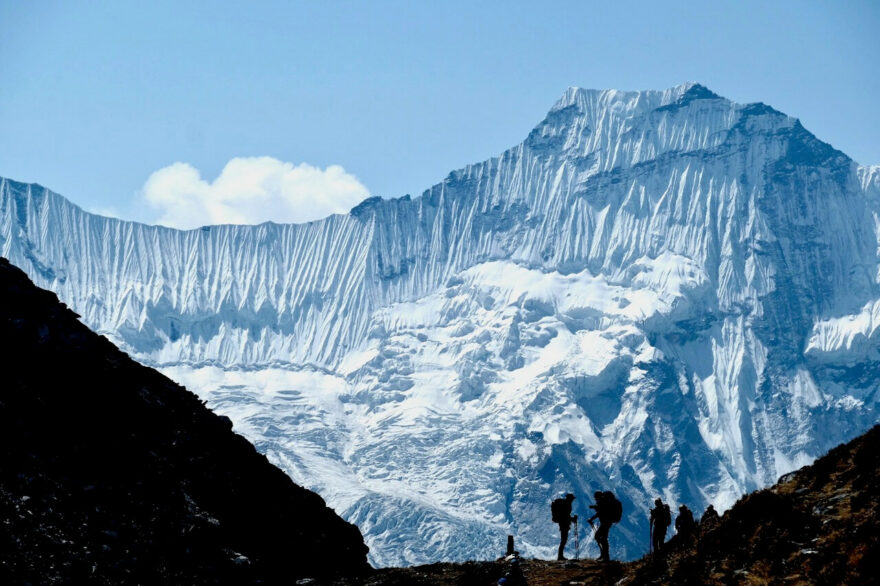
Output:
[1, 1, 877, 226]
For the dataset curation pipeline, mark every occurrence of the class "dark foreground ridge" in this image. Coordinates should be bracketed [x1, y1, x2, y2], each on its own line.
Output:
[0, 257, 369, 584]
[345, 422, 880, 585]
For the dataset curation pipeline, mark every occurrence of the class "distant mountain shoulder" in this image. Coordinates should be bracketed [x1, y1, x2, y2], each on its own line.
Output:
[0, 257, 369, 584]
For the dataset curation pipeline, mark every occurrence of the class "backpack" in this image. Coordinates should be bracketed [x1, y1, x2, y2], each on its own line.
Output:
[661, 504, 671, 526]
[603, 491, 623, 524]
[676, 507, 695, 532]
[551, 498, 566, 523]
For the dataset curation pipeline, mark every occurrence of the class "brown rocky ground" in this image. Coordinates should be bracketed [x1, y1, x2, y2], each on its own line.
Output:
[625, 423, 880, 585]
[359, 559, 624, 585]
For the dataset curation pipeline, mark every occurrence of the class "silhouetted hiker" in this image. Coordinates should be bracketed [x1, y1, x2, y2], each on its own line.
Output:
[675, 504, 696, 538]
[588, 490, 621, 562]
[551, 493, 577, 560]
[701, 504, 719, 525]
[649, 498, 671, 553]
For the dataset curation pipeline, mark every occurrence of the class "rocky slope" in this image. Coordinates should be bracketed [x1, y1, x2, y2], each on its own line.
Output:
[0, 257, 369, 584]
[626, 422, 880, 584]
[3, 83, 880, 564]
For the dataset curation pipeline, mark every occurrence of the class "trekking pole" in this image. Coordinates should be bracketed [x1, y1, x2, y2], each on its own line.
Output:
[574, 518, 579, 560]
[649, 519, 654, 555]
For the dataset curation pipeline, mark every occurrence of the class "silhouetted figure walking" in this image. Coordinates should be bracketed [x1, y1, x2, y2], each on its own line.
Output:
[551, 493, 577, 560]
[649, 498, 671, 553]
[588, 491, 622, 562]
[701, 504, 719, 525]
[675, 504, 695, 539]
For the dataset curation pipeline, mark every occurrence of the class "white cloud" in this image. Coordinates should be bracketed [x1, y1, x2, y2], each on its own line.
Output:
[141, 156, 371, 229]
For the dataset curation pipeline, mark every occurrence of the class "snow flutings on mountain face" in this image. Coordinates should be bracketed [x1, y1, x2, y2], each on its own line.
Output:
[2, 82, 880, 566]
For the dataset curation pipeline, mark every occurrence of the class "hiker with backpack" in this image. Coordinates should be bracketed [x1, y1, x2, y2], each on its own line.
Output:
[701, 503, 719, 525]
[587, 490, 621, 562]
[649, 498, 672, 553]
[675, 504, 696, 539]
[550, 493, 577, 561]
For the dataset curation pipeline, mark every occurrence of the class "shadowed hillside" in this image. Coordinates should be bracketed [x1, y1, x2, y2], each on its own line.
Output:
[0, 257, 369, 584]
[626, 422, 880, 584]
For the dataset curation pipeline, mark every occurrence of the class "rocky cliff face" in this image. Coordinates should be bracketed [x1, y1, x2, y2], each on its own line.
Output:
[0, 257, 369, 584]
[2, 83, 879, 564]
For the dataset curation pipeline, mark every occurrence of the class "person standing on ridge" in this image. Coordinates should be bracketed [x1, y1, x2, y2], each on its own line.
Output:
[649, 498, 672, 553]
[588, 490, 622, 562]
[675, 504, 696, 539]
[701, 504, 719, 525]
[550, 493, 577, 561]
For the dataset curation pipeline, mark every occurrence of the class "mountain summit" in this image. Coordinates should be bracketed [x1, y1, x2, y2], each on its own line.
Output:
[2, 83, 878, 564]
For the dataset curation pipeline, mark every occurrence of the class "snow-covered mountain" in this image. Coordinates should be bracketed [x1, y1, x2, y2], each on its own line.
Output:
[2, 82, 879, 565]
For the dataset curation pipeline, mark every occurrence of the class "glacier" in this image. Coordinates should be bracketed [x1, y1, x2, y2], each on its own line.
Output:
[2, 82, 879, 565]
